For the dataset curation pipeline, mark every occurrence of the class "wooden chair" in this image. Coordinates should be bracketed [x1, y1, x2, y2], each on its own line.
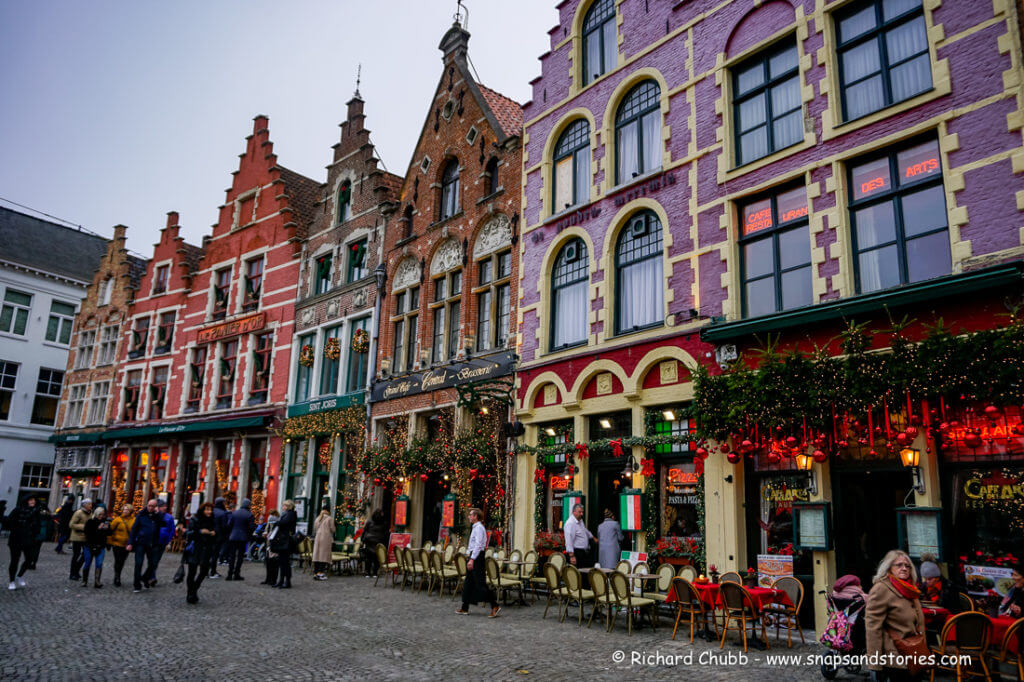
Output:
[671, 577, 714, 642]
[587, 569, 613, 631]
[634, 561, 650, 575]
[561, 564, 595, 625]
[719, 571, 741, 584]
[988, 616, 1023, 682]
[486, 556, 523, 606]
[677, 564, 698, 582]
[719, 581, 769, 652]
[608, 570, 657, 637]
[423, 540, 433, 552]
[542, 562, 568, 620]
[500, 550, 523, 582]
[763, 576, 805, 647]
[484, 547, 495, 559]
[495, 548, 507, 562]
[373, 543, 398, 587]
[451, 552, 468, 601]
[958, 592, 976, 612]
[930, 611, 992, 681]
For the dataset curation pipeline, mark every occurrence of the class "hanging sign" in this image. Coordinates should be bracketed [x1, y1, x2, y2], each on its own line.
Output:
[620, 488, 642, 531]
[562, 491, 584, 524]
[394, 495, 409, 528]
[441, 494, 457, 529]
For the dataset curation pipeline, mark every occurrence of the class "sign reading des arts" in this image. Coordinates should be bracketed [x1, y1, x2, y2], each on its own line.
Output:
[371, 350, 516, 402]
[197, 312, 266, 344]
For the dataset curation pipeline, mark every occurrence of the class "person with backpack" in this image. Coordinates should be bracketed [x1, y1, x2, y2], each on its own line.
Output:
[6, 494, 41, 590]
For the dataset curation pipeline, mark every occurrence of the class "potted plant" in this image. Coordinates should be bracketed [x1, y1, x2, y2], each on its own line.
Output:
[534, 530, 564, 558]
[650, 536, 698, 568]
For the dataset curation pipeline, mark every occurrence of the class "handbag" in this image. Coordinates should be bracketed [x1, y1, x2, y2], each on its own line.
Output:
[887, 627, 934, 676]
[173, 560, 186, 584]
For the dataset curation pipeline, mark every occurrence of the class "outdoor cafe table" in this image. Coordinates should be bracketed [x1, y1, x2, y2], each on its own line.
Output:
[941, 614, 1020, 655]
[624, 573, 661, 597]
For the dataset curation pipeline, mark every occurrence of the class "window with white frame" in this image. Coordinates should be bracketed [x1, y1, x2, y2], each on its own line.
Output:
[20, 463, 52, 492]
[581, 0, 616, 85]
[431, 270, 461, 363]
[87, 381, 109, 425]
[30, 368, 63, 425]
[46, 301, 76, 344]
[615, 210, 664, 334]
[65, 385, 87, 427]
[1, 289, 32, 336]
[391, 286, 420, 373]
[152, 264, 169, 295]
[98, 277, 113, 306]
[0, 361, 16, 421]
[76, 329, 96, 369]
[475, 250, 512, 352]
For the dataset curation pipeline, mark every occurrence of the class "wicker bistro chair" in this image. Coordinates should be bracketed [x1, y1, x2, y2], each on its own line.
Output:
[719, 582, 769, 652]
[442, 543, 455, 565]
[988, 616, 1023, 682]
[677, 564, 698, 582]
[430, 550, 459, 596]
[500, 550, 524, 582]
[930, 611, 993, 681]
[419, 548, 435, 593]
[485, 556, 524, 606]
[522, 550, 544, 601]
[451, 553, 469, 601]
[615, 559, 632, 574]
[298, 537, 315, 573]
[958, 592, 977, 613]
[495, 548, 507, 563]
[647, 563, 676, 602]
[374, 544, 398, 587]
[484, 547, 495, 559]
[403, 547, 424, 591]
[542, 563, 569, 620]
[608, 571, 658, 637]
[719, 571, 742, 585]
[561, 565, 596, 625]
[762, 576, 805, 647]
[587, 569, 614, 631]
[548, 552, 567, 574]
[423, 541, 433, 552]
[671, 577, 714, 643]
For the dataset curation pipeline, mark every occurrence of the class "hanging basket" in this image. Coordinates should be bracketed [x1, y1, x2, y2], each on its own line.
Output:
[352, 329, 370, 354]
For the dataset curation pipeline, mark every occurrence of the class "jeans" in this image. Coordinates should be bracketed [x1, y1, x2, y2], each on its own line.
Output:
[70, 541, 85, 578]
[133, 545, 158, 589]
[112, 546, 129, 582]
[145, 544, 168, 582]
[8, 545, 32, 582]
[226, 539, 247, 576]
[55, 532, 69, 553]
[82, 545, 106, 573]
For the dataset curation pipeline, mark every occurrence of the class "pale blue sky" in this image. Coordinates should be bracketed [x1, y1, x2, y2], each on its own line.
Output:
[0, 0, 556, 253]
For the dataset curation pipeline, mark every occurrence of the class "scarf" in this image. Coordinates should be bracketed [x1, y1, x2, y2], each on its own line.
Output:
[889, 574, 921, 600]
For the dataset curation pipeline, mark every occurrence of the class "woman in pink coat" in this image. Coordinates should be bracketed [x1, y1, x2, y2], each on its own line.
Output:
[311, 504, 335, 581]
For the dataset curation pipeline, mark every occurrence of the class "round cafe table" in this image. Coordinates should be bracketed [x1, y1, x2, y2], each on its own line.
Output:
[991, 615, 1019, 655]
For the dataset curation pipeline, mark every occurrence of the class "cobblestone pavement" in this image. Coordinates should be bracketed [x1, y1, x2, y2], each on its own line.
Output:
[2, 544, 837, 681]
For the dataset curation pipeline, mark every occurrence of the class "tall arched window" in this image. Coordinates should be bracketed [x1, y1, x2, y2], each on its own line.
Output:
[582, 0, 616, 85]
[552, 119, 591, 212]
[337, 180, 351, 224]
[615, 210, 663, 333]
[440, 160, 460, 220]
[615, 80, 662, 184]
[551, 238, 589, 349]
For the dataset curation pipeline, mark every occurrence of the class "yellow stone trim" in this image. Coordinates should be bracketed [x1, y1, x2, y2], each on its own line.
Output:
[532, 226, 599, 356]
[519, 370, 570, 413]
[534, 108, 600, 221]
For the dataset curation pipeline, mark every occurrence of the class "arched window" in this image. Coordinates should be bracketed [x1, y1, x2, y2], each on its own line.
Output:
[485, 157, 500, 196]
[615, 80, 662, 184]
[615, 211, 663, 333]
[582, 0, 616, 85]
[552, 119, 590, 212]
[337, 180, 351, 224]
[551, 238, 589, 349]
[440, 160, 460, 220]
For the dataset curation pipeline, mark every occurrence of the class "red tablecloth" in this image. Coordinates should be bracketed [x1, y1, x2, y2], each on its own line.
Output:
[991, 616, 1019, 655]
[923, 606, 952, 628]
[669, 583, 790, 611]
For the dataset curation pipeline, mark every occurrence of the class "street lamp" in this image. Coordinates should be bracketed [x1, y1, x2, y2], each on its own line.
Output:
[794, 452, 817, 495]
[373, 263, 387, 293]
[900, 447, 926, 495]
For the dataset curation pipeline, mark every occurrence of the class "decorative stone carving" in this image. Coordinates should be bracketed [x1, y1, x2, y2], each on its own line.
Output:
[596, 373, 613, 396]
[392, 257, 421, 292]
[473, 214, 512, 258]
[300, 308, 315, 327]
[659, 361, 678, 385]
[326, 299, 340, 319]
[353, 287, 368, 309]
[543, 384, 557, 406]
[430, 238, 462, 275]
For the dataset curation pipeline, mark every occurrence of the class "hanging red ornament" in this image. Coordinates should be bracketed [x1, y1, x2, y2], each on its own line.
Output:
[895, 432, 910, 447]
[837, 440, 849, 448]
[869, 450, 878, 457]
[373, 478, 381, 485]
[939, 422, 950, 432]
[766, 450, 781, 464]
[963, 432, 983, 449]
[609, 439, 624, 457]
[814, 436, 827, 449]
[905, 426, 919, 439]
[984, 405, 999, 417]
[695, 458, 704, 476]
[695, 447, 709, 460]
[813, 449, 828, 463]
[741, 439, 754, 453]
[419, 473, 429, 482]
[574, 442, 589, 460]
[469, 468, 479, 478]
[719, 442, 731, 454]
[640, 458, 655, 477]
[726, 451, 741, 464]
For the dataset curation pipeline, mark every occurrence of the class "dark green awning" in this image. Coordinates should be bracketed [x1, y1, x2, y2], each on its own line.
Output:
[102, 415, 268, 441]
[49, 431, 104, 445]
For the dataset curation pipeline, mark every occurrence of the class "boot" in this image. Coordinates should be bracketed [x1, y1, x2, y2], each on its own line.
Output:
[93, 567, 103, 589]
[81, 567, 89, 587]
[114, 574, 121, 587]
[282, 576, 292, 589]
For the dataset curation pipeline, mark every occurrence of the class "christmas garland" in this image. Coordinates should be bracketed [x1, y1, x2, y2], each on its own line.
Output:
[281, 406, 365, 439]
[514, 434, 691, 457]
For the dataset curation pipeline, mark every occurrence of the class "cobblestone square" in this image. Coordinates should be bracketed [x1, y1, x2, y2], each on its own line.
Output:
[2, 544, 832, 681]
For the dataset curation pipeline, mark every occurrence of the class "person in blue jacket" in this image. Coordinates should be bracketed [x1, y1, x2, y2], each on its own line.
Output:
[225, 498, 254, 581]
[126, 498, 164, 593]
[209, 497, 229, 578]
[143, 499, 175, 586]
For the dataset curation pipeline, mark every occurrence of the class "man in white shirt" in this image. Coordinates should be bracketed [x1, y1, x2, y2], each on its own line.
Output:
[564, 503, 597, 568]
[455, 508, 500, 618]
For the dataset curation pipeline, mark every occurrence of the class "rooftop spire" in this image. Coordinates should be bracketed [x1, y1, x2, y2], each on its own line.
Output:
[354, 63, 361, 98]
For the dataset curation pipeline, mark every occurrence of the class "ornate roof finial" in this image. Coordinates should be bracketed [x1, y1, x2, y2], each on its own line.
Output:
[454, 0, 467, 28]
[355, 63, 362, 98]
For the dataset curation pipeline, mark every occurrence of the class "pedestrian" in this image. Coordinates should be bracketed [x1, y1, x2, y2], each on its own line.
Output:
[5, 494, 41, 590]
[68, 499, 93, 580]
[145, 499, 175, 586]
[54, 494, 74, 554]
[455, 508, 500, 618]
[81, 506, 112, 588]
[225, 498, 254, 580]
[998, 563, 1024, 617]
[261, 509, 280, 585]
[209, 497, 229, 578]
[563, 503, 597, 568]
[107, 504, 134, 587]
[596, 509, 623, 569]
[865, 549, 926, 681]
[184, 502, 218, 604]
[127, 498, 164, 593]
[27, 503, 52, 570]
[361, 510, 388, 578]
[312, 503, 335, 581]
[270, 500, 297, 589]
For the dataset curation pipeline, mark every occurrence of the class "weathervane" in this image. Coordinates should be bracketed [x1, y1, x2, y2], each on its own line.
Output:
[454, 0, 467, 28]
[355, 63, 361, 98]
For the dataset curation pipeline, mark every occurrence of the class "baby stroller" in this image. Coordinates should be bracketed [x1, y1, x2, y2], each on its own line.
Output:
[819, 577, 867, 679]
[247, 522, 268, 562]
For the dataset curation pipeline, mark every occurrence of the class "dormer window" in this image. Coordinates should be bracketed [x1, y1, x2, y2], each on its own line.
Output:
[440, 160, 460, 220]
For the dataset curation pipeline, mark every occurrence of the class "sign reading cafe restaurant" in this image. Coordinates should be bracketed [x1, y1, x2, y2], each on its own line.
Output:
[371, 351, 516, 402]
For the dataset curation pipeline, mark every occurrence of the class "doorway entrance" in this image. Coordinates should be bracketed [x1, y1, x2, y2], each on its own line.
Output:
[833, 468, 913, 585]
[420, 473, 444, 546]
[588, 463, 631, 556]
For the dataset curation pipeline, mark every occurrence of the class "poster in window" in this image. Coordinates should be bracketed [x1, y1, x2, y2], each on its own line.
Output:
[756, 554, 794, 588]
[441, 495, 456, 529]
[964, 564, 1015, 598]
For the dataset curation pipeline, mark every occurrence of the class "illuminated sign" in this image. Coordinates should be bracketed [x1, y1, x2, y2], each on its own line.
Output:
[667, 468, 699, 485]
[550, 476, 571, 491]
[962, 471, 1024, 506]
[904, 158, 938, 178]
[780, 205, 808, 222]
[197, 312, 266, 344]
[860, 176, 887, 196]
[744, 207, 772, 234]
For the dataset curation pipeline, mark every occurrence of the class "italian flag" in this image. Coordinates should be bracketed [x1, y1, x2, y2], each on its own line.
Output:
[620, 491, 641, 531]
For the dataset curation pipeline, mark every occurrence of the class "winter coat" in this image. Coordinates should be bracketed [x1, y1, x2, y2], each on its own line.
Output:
[865, 578, 926, 671]
[185, 513, 218, 566]
[312, 512, 335, 564]
[84, 517, 112, 549]
[5, 501, 41, 549]
[597, 519, 624, 569]
[69, 508, 92, 542]
[270, 509, 297, 553]
[56, 502, 74, 533]
[128, 510, 164, 547]
[213, 501, 230, 540]
[108, 515, 134, 548]
[157, 512, 175, 546]
[361, 518, 388, 548]
[227, 508, 255, 542]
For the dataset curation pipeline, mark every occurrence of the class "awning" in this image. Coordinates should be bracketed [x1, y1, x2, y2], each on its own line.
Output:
[49, 432, 104, 445]
[102, 415, 269, 441]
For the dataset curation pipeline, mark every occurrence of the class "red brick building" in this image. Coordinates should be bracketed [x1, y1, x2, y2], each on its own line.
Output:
[367, 22, 523, 544]
[105, 116, 318, 520]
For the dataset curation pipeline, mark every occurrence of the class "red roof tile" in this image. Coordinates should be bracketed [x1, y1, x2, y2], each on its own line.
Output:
[477, 84, 523, 139]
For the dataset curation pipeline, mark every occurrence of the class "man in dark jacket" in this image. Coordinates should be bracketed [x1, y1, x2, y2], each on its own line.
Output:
[225, 498, 254, 580]
[209, 497, 229, 578]
[6, 494, 41, 590]
[54, 494, 74, 554]
[127, 498, 164, 592]
[144, 499, 176, 586]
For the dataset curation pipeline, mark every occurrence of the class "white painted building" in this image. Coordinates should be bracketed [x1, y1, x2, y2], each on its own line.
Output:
[0, 206, 107, 511]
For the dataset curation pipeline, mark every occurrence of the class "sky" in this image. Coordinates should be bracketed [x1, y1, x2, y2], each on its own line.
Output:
[0, 0, 557, 255]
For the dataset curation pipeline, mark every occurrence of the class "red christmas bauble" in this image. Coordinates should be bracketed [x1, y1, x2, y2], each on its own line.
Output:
[814, 436, 827, 449]
[785, 436, 798, 448]
[741, 439, 754, 452]
[695, 447, 709, 460]
[895, 432, 909, 446]
[726, 452, 741, 464]
[719, 442, 731, 454]
[904, 426, 919, 439]
[813, 449, 828, 463]
[837, 440, 849, 448]
[950, 420, 960, 429]
[963, 433, 983, 449]
[420, 473, 429, 482]
[373, 478, 381, 485]
[766, 451, 781, 464]
[984, 405, 999, 417]
[869, 450, 878, 457]
[939, 422, 950, 432]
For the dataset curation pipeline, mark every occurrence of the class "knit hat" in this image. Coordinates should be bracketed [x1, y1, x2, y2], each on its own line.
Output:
[240, 498, 252, 510]
[920, 561, 941, 579]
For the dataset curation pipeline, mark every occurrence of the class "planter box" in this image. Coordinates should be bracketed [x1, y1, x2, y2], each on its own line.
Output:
[658, 556, 693, 568]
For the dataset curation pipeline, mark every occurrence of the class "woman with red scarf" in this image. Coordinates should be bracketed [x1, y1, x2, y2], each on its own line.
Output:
[865, 550, 926, 681]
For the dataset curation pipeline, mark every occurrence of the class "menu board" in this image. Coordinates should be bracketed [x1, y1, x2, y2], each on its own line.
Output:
[793, 501, 832, 551]
[387, 532, 412, 564]
[394, 496, 409, 527]
[895, 507, 943, 560]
